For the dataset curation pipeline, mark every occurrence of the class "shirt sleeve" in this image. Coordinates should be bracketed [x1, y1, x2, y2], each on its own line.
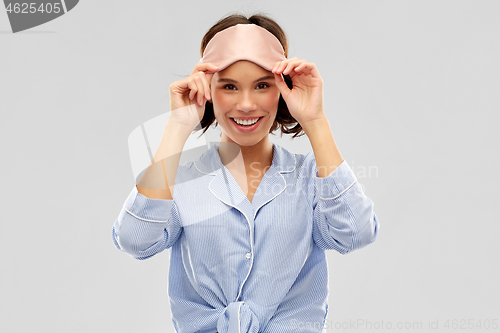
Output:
[111, 185, 183, 260]
[311, 159, 379, 254]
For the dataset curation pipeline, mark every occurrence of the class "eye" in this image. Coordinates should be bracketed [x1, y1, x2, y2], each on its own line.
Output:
[223, 84, 237, 90]
[256, 83, 269, 90]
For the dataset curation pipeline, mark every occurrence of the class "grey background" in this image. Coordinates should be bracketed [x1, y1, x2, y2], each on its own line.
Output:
[1, 1, 499, 332]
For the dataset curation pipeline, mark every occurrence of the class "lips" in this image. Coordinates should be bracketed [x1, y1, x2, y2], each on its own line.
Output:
[230, 116, 264, 132]
[231, 117, 263, 126]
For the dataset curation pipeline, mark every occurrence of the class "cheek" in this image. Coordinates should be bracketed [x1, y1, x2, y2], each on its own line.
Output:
[212, 91, 232, 110]
[211, 93, 230, 124]
[261, 93, 280, 112]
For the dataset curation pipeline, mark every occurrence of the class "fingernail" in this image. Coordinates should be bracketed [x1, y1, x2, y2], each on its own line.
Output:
[206, 92, 211, 100]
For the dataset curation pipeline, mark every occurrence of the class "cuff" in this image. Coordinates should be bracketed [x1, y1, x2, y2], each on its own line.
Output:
[315, 160, 357, 200]
[123, 185, 174, 223]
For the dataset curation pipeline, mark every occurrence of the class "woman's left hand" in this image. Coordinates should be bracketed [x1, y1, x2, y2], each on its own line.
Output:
[272, 57, 325, 127]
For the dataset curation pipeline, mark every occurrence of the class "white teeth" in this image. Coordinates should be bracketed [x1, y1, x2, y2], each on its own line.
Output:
[234, 118, 260, 125]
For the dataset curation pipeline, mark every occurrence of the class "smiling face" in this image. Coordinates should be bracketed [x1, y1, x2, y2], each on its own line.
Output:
[210, 60, 281, 147]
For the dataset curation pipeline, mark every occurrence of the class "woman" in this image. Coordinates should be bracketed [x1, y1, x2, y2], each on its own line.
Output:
[112, 13, 379, 333]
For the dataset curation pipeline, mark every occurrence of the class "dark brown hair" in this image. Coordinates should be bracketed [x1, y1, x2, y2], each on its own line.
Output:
[196, 13, 305, 139]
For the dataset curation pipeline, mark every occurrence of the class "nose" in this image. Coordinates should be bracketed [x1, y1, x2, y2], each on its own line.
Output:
[236, 90, 256, 113]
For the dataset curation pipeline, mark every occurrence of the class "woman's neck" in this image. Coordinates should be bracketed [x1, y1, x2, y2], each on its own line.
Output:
[218, 136, 273, 174]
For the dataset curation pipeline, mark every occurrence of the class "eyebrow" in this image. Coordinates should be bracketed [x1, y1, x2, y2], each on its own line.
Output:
[217, 75, 275, 84]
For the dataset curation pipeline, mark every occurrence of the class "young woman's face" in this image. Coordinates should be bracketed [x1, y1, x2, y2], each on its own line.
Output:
[210, 60, 280, 147]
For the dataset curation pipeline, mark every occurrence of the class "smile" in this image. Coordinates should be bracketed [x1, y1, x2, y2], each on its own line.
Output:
[230, 117, 264, 132]
[231, 117, 262, 125]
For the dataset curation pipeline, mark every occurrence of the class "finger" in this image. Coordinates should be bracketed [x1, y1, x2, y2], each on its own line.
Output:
[272, 61, 280, 73]
[205, 73, 215, 96]
[192, 76, 205, 106]
[293, 62, 309, 74]
[297, 63, 319, 78]
[281, 60, 300, 75]
[282, 60, 306, 75]
[192, 63, 219, 75]
[192, 62, 217, 74]
[273, 72, 290, 96]
[187, 79, 199, 101]
[196, 73, 210, 103]
[275, 60, 288, 74]
[194, 75, 210, 105]
[273, 59, 303, 75]
[200, 73, 211, 101]
[279, 57, 299, 68]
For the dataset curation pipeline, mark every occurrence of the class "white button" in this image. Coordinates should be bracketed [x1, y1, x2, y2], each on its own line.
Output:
[245, 252, 251, 259]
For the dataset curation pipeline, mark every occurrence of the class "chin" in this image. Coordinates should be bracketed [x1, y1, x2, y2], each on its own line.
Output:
[228, 134, 269, 147]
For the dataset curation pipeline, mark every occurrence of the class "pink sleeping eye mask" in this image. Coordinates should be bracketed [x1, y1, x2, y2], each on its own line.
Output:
[199, 23, 287, 72]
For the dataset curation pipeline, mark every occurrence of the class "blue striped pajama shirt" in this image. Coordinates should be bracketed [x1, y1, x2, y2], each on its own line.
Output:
[112, 142, 379, 333]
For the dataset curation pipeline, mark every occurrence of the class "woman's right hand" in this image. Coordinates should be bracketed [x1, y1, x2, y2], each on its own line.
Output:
[168, 62, 219, 132]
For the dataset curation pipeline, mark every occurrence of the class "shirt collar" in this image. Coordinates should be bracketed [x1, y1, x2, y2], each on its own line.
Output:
[194, 141, 296, 175]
